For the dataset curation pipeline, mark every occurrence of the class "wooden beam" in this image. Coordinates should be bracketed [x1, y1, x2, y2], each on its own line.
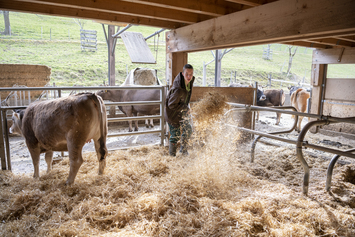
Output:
[281, 41, 329, 49]
[333, 35, 355, 43]
[310, 63, 327, 133]
[225, 0, 276, 7]
[313, 48, 355, 64]
[11, 0, 213, 24]
[304, 38, 355, 48]
[121, 0, 249, 17]
[0, 0, 184, 29]
[166, 0, 355, 53]
[166, 51, 187, 86]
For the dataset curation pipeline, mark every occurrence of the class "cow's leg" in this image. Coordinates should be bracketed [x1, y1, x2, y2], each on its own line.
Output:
[150, 119, 154, 128]
[275, 112, 281, 125]
[29, 148, 41, 178]
[45, 151, 54, 173]
[133, 112, 139, 131]
[297, 116, 304, 133]
[94, 138, 107, 175]
[128, 121, 133, 132]
[256, 111, 259, 122]
[66, 143, 84, 185]
[125, 109, 134, 132]
[145, 119, 149, 128]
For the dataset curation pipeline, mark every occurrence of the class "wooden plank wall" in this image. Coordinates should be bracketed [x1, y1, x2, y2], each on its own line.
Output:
[311, 48, 355, 137]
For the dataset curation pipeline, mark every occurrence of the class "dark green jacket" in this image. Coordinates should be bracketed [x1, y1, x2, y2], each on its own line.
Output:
[164, 72, 195, 128]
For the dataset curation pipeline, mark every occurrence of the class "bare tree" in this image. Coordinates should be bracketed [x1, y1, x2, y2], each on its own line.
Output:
[286, 46, 298, 77]
[73, 18, 85, 29]
[3, 11, 11, 35]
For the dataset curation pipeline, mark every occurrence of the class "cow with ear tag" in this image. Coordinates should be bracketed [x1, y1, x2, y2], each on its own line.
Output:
[10, 92, 108, 185]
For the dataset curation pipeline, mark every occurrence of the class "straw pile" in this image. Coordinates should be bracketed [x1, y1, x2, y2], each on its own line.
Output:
[1, 93, 355, 236]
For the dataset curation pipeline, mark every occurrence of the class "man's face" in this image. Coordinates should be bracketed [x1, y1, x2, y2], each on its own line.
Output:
[183, 68, 194, 85]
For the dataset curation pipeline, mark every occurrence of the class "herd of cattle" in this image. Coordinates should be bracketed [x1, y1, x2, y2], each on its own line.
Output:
[8, 85, 310, 184]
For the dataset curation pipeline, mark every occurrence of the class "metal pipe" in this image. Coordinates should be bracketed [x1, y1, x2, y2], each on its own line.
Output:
[112, 24, 133, 38]
[227, 103, 355, 124]
[145, 28, 166, 40]
[326, 148, 355, 192]
[105, 101, 161, 106]
[226, 124, 298, 145]
[297, 120, 331, 195]
[160, 87, 166, 146]
[108, 129, 161, 137]
[0, 85, 165, 92]
[2, 110, 11, 170]
[108, 115, 161, 122]
[0, 110, 6, 170]
[250, 106, 298, 162]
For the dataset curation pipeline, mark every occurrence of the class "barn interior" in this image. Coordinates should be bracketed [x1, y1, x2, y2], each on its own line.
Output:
[1, 0, 355, 236]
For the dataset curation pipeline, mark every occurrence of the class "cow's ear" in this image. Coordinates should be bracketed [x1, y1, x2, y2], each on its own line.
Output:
[12, 112, 19, 119]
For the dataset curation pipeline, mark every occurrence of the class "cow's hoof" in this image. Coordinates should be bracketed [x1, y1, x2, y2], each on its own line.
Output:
[145, 125, 149, 128]
[134, 128, 138, 132]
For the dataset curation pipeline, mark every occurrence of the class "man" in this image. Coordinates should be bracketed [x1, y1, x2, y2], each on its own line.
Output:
[165, 64, 195, 156]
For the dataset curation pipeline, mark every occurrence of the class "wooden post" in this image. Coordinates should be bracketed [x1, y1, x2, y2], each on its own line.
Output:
[108, 25, 116, 86]
[107, 25, 117, 116]
[214, 49, 222, 87]
[310, 63, 327, 133]
[166, 52, 187, 87]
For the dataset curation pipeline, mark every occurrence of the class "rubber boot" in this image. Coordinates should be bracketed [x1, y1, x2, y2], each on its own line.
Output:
[169, 142, 177, 157]
[179, 137, 189, 156]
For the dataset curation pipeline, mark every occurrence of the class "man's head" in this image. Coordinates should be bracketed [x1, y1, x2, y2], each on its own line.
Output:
[182, 64, 194, 85]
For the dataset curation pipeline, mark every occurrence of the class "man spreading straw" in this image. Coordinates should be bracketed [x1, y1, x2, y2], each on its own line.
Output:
[165, 64, 195, 156]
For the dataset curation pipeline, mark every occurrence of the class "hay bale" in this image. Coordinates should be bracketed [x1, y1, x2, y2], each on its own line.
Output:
[0, 64, 51, 99]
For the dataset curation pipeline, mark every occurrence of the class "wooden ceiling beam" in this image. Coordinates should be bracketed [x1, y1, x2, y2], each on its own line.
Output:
[0, 0, 185, 29]
[225, 0, 276, 7]
[120, 0, 250, 17]
[282, 41, 329, 49]
[12, 0, 213, 24]
[166, 0, 355, 53]
[332, 35, 355, 43]
[304, 38, 355, 48]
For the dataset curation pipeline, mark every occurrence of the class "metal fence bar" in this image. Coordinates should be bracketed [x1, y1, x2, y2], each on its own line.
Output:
[227, 103, 355, 124]
[0, 85, 164, 91]
[0, 111, 6, 170]
[108, 115, 161, 122]
[105, 101, 161, 106]
[2, 110, 11, 171]
[108, 130, 161, 137]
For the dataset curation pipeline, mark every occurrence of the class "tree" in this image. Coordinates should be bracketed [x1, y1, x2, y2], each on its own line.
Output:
[73, 19, 85, 29]
[3, 11, 11, 35]
[286, 46, 298, 77]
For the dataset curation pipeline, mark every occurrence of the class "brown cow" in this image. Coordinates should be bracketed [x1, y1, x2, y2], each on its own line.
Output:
[290, 88, 310, 132]
[10, 93, 108, 185]
[97, 89, 160, 132]
[257, 89, 286, 125]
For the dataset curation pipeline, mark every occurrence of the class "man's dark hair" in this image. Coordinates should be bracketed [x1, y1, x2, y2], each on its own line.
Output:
[183, 64, 193, 71]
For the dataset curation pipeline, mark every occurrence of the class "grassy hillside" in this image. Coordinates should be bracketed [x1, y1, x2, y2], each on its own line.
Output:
[1, 11, 354, 87]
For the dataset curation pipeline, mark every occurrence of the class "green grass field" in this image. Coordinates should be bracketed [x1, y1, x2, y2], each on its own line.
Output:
[1, 11, 354, 87]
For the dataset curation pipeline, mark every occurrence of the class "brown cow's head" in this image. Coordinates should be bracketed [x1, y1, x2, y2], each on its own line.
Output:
[96, 90, 112, 101]
[10, 109, 25, 136]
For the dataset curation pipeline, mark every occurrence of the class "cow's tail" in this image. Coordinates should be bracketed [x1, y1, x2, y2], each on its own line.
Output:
[280, 89, 285, 106]
[91, 93, 108, 161]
